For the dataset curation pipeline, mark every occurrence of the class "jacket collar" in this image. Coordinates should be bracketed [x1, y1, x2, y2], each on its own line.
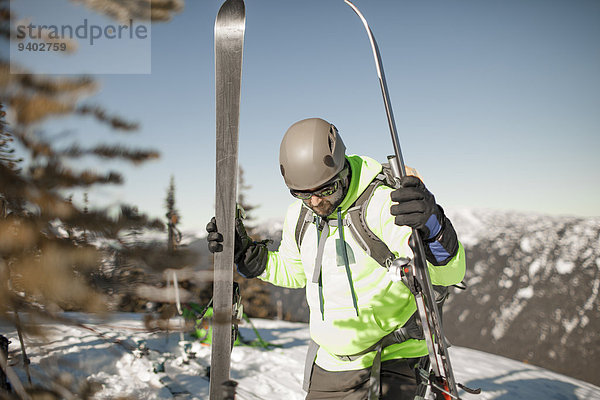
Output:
[326, 155, 382, 218]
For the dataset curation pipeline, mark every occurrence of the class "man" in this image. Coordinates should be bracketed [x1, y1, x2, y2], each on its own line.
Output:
[207, 117, 466, 399]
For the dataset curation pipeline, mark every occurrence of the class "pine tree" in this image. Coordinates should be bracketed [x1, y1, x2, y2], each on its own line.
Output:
[0, 2, 186, 394]
[237, 166, 256, 231]
[234, 166, 276, 319]
[0, 2, 221, 394]
[165, 175, 181, 253]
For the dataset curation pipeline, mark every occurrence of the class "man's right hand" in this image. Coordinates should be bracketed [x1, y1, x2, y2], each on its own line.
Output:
[206, 216, 251, 262]
[206, 217, 224, 253]
[205, 216, 270, 278]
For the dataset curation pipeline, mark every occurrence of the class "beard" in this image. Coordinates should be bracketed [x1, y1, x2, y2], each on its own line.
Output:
[303, 184, 346, 218]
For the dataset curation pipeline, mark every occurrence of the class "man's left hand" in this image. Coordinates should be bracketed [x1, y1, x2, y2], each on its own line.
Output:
[390, 176, 443, 240]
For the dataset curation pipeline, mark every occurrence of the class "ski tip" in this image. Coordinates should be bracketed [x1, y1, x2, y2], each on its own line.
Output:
[215, 0, 246, 30]
[343, 0, 361, 15]
[342, 0, 372, 36]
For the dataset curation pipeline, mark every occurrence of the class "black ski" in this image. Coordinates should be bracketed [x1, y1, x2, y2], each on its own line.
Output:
[211, 0, 245, 399]
[343, 1, 478, 399]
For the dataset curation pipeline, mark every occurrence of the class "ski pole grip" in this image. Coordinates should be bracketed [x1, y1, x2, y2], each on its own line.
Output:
[387, 155, 404, 187]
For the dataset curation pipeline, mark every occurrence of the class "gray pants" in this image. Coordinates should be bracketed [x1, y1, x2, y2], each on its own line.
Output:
[306, 357, 427, 400]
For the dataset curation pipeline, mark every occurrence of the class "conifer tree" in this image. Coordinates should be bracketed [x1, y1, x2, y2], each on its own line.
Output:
[237, 166, 256, 231]
[234, 166, 277, 319]
[0, 1, 216, 394]
[0, 2, 186, 394]
[165, 175, 181, 253]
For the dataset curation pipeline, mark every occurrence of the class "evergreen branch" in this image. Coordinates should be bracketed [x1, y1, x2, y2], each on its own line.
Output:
[76, 105, 139, 131]
[70, 0, 184, 23]
[116, 205, 164, 232]
[10, 94, 74, 125]
[29, 162, 123, 189]
[18, 74, 95, 95]
[11, 128, 56, 159]
[60, 144, 159, 164]
[0, 4, 11, 41]
[91, 145, 159, 164]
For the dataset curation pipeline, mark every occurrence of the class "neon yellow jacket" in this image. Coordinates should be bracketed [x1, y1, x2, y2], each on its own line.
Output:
[259, 155, 466, 371]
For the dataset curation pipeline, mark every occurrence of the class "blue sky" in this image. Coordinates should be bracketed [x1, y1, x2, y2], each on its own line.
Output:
[9, 0, 600, 231]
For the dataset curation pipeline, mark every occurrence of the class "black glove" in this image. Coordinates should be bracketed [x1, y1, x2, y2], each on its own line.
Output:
[206, 216, 269, 278]
[207, 217, 224, 253]
[390, 176, 442, 240]
[390, 176, 459, 265]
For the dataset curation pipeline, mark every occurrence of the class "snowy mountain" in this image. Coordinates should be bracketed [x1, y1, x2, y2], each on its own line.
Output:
[443, 208, 600, 387]
[244, 208, 600, 387]
[2, 313, 600, 399]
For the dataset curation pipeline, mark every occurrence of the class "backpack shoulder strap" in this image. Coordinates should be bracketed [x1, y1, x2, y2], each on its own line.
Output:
[347, 167, 396, 268]
[295, 204, 314, 250]
[302, 339, 319, 392]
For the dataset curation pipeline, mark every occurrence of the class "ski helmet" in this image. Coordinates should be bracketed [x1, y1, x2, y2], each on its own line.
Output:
[279, 118, 346, 190]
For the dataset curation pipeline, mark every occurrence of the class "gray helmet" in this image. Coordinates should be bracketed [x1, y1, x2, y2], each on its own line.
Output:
[279, 118, 346, 190]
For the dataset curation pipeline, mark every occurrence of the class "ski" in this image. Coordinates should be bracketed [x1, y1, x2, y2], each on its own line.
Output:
[211, 0, 246, 399]
[343, 1, 473, 399]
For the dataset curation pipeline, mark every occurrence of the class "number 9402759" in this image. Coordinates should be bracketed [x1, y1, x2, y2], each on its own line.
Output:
[17, 42, 67, 52]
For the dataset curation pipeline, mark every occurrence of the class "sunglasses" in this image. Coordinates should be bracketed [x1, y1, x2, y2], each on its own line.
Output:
[290, 179, 341, 200]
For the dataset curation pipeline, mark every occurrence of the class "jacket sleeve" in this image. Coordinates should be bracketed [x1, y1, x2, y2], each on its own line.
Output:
[258, 201, 307, 289]
[427, 241, 466, 287]
[369, 186, 466, 287]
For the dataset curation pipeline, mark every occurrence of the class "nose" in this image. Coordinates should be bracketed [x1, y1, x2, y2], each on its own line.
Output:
[309, 195, 322, 207]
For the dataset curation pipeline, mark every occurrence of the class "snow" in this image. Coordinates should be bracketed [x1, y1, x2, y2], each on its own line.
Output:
[583, 278, 599, 311]
[555, 258, 575, 275]
[528, 259, 542, 277]
[516, 286, 534, 300]
[1, 313, 600, 399]
[445, 208, 488, 247]
[519, 237, 533, 253]
[490, 300, 527, 341]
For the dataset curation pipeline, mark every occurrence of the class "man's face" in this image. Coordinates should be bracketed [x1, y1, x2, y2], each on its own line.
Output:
[302, 184, 346, 218]
[289, 166, 350, 218]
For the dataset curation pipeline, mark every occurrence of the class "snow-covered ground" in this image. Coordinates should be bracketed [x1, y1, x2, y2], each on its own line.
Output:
[2, 313, 599, 399]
